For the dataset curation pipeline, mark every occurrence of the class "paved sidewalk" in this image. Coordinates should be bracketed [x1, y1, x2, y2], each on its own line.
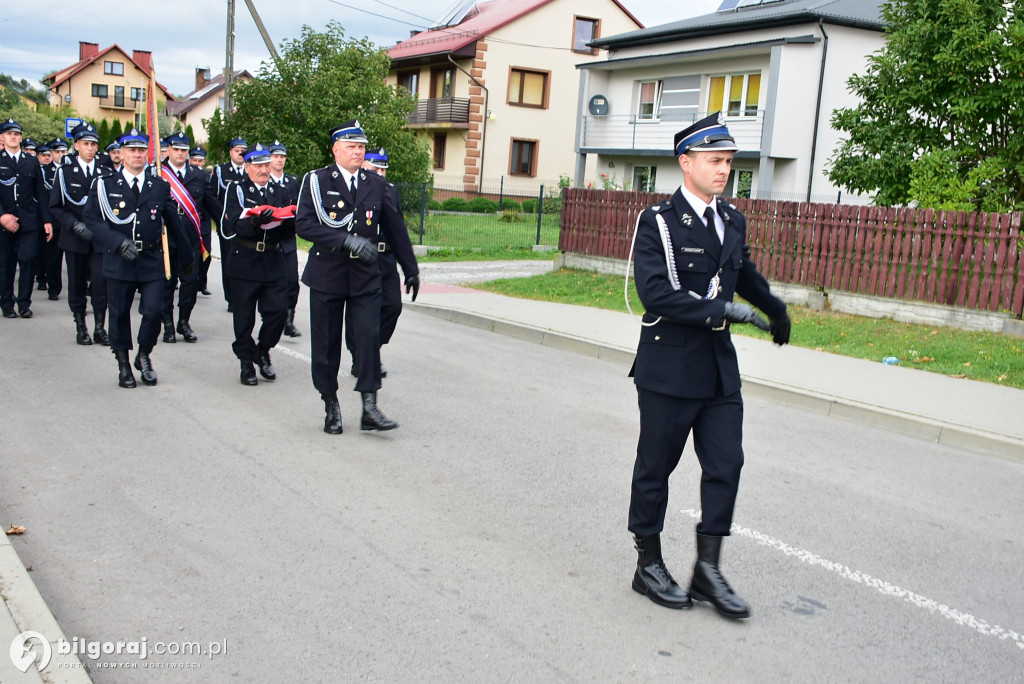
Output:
[409, 281, 1024, 461]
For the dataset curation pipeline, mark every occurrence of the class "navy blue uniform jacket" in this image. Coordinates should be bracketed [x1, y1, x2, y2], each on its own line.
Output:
[630, 187, 785, 399]
[83, 170, 194, 283]
[294, 166, 418, 296]
[220, 177, 294, 283]
[0, 149, 51, 232]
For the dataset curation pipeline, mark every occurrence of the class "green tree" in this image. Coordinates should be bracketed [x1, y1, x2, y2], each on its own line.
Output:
[204, 21, 431, 183]
[828, 0, 1024, 209]
[0, 101, 74, 143]
[0, 73, 48, 106]
[110, 118, 123, 143]
[97, 118, 111, 147]
[185, 123, 196, 147]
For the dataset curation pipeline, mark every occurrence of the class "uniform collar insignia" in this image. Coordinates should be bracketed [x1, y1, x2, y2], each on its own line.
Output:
[331, 170, 338, 179]
[681, 214, 693, 226]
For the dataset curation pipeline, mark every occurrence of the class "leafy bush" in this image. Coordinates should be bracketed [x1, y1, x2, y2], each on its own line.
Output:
[521, 198, 539, 213]
[468, 196, 499, 213]
[426, 199, 442, 210]
[498, 209, 522, 223]
[499, 199, 521, 212]
[441, 197, 470, 212]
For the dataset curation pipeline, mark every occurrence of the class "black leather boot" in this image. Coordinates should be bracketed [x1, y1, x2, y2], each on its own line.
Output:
[176, 307, 198, 343]
[93, 309, 109, 346]
[360, 392, 397, 431]
[632, 534, 692, 609]
[239, 359, 258, 386]
[134, 346, 158, 386]
[113, 349, 136, 388]
[255, 346, 276, 380]
[162, 313, 177, 343]
[322, 393, 343, 434]
[74, 312, 93, 345]
[689, 532, 750, 619]
[283, 308, 301, 337]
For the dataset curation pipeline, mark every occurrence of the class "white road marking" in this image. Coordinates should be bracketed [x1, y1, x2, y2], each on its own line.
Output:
[275, 346, 312, 364]
[680, 509, 1024, 652]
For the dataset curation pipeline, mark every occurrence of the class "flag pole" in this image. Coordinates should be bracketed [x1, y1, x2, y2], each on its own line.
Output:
[147, 67, 171, 279]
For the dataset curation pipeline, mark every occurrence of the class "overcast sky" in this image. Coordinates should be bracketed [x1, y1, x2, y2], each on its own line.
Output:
[0, 0, 722, 97]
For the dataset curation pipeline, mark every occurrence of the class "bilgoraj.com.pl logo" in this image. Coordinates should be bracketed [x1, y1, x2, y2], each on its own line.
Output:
[10, 630, 226, 672]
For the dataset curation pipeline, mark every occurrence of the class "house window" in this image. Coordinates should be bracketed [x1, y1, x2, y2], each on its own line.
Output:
[510, 139, 538, 176]
[130, 87, 145, 102]
[398, 71, 419, 95]
[103, 61, 124, 76]
[433, 133, 446, 170]
[636, 80, 663, 121]
[707, 73, 761, 117]
[507, 68, 549, 108]
[91, 84, 108, 98]
[114, 85, 125, 108]
[633, 166, 657, 193]
[573, 16, 600, 54]
[431, 68, 454, 99]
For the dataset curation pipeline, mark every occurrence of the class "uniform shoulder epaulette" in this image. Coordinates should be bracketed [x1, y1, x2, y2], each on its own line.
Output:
[647, 200, 673, 214]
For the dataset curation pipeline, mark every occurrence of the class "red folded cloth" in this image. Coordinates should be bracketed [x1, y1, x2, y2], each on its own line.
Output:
[239, 204, 297, 229]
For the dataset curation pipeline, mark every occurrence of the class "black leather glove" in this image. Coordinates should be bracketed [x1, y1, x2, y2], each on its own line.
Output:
[770, 313, 792, 346]
[116, 239, 139, 262]
[405, 274, 420, 302]
[71, 221, 93, 242]
[342, 233, 378, 264]
[251, 208, 275, 227]
[722, 301, 770, 331]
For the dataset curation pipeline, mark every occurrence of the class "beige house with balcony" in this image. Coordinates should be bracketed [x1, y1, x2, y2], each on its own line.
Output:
[167, 68, 252, 145]
[43, 42, 174, 127]
[387, 0, 642, 193]
[574, 0, 885, 203]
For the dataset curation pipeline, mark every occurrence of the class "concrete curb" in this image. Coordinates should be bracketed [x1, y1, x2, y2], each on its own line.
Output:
[0, 534, 92, 683]
[408, 301, 1024, 461]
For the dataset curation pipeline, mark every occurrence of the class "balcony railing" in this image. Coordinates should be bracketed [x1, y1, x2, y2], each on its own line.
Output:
[97, 96, 137, 111]
[407, 97, 471, 127]
[580, 110, 764, 153]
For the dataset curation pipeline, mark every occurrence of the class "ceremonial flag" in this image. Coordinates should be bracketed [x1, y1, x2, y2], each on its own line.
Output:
[145, 67, 171, 278]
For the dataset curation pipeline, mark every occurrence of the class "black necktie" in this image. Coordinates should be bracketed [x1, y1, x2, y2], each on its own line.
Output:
[178, 170, 185, 181]
[349, 176, 357, 199]
[84, 165, 92, 180]
[703, 207, 719, 245]
[131, 178, 140, 198]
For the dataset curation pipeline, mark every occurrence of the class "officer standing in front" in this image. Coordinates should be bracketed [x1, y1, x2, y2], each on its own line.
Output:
[208, 137, 247, 307]
[220, 143, 294, 386]
[83, 129, 195, 388]
[50, 122, 109, 346]
[628, 113, 790, 619]
[268, 139, 302, 337]
[295, 120, 419, 434]
[0, 118, 53, 319]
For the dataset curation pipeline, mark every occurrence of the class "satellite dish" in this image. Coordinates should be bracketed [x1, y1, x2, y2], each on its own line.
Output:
[588, 95, 609, 116]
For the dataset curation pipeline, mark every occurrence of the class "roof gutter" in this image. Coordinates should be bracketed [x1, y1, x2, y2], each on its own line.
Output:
[807, 18, 828, 202]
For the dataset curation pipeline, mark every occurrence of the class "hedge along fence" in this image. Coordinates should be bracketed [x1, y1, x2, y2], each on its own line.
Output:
[560, 188, 1024, 318]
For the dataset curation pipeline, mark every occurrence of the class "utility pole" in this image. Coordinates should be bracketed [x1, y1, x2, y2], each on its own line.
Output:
[223, 0, 236, 116]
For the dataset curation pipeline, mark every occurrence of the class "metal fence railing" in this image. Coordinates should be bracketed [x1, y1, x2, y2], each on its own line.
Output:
[393, 179, 564, 250]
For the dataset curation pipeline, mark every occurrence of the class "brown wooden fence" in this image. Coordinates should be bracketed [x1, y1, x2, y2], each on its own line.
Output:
[560, 188, 1024, 318]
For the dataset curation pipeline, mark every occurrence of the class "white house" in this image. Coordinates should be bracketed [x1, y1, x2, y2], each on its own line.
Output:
[573, 0, 885, 203]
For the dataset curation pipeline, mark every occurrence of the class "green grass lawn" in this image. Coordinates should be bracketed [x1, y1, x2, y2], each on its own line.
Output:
[473, 269, 1024, 389]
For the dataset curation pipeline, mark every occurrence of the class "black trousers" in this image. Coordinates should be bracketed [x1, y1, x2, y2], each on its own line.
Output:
[310, 287, 381, 395]
[217, 230, 233, 304]
[65, 250, 108, 316]
[107, 277, 164, 351]
[197, 228, 213, 291]
[0, 228, 39, 311]
[629, 385, 745, 538]
[229, 277, 288, 360]
[162, 249, 198, 315]
[345, 251, 402, 355]
[285, 249, 300, 309]
[42, 228, 63, 297]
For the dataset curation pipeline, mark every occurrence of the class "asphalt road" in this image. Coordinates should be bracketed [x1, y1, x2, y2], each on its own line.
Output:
[1, 268, 1022, 683]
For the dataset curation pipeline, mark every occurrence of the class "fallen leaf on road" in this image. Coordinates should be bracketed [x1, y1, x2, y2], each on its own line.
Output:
[5, 524, 26, 535]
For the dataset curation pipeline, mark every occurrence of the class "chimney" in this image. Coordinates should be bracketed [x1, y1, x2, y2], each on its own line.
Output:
[132, 50, 152, 74]
[195, 68, 211, 91]
[79, 42, 99, 61]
